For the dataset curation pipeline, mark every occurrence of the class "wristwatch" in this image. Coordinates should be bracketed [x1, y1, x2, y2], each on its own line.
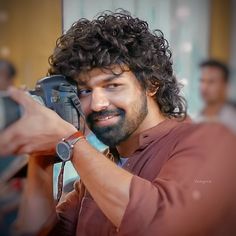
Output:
[56, 131, 85, 162]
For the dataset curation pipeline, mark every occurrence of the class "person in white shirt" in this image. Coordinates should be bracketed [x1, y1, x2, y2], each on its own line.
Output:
[196, 59, 236, 134]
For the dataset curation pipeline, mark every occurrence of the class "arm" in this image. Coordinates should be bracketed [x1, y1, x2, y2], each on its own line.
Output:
[0, 87, 133, 229]
[117, 125, 236, 235]
[71, 140, 133, 228]
[0, 88, 80, 234]
[66, 124, 236, 235]
[14, 156, 55, 234]
[15, 156, 84, 236]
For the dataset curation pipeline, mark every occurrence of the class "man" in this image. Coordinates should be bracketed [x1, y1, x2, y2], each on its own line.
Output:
[0, 59, 16, 91]
[197, 59, 236, 133]
[0, 11, 236, 236]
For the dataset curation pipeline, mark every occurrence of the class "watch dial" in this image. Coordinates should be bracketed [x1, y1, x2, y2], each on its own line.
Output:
[56, 142, 71, 161]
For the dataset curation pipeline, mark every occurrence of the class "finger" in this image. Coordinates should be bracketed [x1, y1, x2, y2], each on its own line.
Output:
[7, 86, 33, 107]
[19, 84, 28, 91]
[0, 138, 24, 156]
[15, 145, 33, 156]
[2, 142, 26, 156]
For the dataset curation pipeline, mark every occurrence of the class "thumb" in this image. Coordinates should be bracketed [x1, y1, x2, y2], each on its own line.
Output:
[7, 86, 33, 107]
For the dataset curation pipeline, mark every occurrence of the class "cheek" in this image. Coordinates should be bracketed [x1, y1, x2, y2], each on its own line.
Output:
[209, 84, 220, 95]
[109, 93, 136, 113]
[80, 97, 91, 117]
[201, 84, 212, 96]
[117, 90, 144, 114]
[200, 82, 208, 92]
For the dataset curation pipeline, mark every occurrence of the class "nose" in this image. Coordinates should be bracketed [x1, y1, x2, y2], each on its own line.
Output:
[90, 88, 110, 112]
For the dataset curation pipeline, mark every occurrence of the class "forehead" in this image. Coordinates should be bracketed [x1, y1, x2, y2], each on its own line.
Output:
[76, 65, 140, 87]
[201, 67, 225, 82]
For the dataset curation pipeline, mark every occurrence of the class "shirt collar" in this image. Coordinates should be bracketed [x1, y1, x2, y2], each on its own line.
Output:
[109, 119, 188, 159]
[133, 119, 183, 152]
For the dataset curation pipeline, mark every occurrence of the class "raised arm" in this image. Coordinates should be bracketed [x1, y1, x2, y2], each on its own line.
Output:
[14, 156, 55, 234]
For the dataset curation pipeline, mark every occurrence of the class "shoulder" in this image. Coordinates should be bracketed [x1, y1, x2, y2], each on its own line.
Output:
[168, 121, 236, 163]
[150, 119, 235, 156]
[148, 119, 235, 154]
[170, 119, 235, 142]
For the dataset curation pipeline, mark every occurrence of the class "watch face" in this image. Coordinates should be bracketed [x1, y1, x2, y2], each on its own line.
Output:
[56, 142, 71, 161]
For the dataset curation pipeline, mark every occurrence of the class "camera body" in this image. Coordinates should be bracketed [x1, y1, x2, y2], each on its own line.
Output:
[0, 75, 82, 131]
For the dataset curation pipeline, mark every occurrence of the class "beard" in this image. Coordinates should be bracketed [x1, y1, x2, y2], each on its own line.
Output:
[86, 93, 148, 147]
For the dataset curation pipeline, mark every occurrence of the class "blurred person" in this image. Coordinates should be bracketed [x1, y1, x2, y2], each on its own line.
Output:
[0, 59, 16, 91]
[0, 59, 17, 175]
[197, 59, 236, 133]
[0, 11, 236, 236]
[0, 59, 25, 236]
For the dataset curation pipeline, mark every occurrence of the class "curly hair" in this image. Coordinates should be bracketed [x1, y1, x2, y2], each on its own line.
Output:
[48, 10, 186, 118]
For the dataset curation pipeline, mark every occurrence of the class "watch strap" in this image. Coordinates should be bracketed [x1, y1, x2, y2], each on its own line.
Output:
[56, 131, 85, 202]
[63, 131, 85, 146]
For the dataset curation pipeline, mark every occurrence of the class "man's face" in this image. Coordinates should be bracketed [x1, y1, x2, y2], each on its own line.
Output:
[200, 67, 227, 105]
[77, 66, 148, 147]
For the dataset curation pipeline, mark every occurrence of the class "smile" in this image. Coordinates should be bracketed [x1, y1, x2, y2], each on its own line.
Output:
[94, 115, 120, 126]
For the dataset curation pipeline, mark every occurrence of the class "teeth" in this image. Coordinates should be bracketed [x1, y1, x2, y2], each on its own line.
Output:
[97, 116, 114, 121]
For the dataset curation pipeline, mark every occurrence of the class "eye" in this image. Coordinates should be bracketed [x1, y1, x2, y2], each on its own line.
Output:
[106, 83, 121, 89]
[78, 88, 92, 97]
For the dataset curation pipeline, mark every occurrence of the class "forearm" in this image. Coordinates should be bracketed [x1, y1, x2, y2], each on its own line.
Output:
[15, 156, 55, 233]
[71, 139, 133, 228]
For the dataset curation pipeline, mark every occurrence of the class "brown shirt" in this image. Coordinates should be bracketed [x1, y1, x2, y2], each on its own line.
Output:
[52, 119, 236, 236]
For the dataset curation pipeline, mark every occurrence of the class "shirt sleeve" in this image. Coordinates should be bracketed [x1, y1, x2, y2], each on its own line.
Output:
[47, 180, 85, 236]
[118, 124, 236, 236]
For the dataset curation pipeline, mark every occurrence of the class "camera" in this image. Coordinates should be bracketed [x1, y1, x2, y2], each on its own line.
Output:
[0, 75, 83, 131]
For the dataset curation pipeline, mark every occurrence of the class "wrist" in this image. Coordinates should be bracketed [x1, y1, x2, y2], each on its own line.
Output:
[56, 130, 85, 162]
[57, 123, 78, 142]
[70, 137, 87, 162]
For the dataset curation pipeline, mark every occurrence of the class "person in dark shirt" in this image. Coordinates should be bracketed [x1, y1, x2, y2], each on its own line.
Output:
[0, 59, 16, 91]
[0, 11, 236, 236]
[0, 59, 22, 236]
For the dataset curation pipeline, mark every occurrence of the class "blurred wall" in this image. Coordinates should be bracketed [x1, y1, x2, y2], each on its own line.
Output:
[205, 0, 236, 101]
[0, 0, 62, 88]
[229, 0, 236, 100]
[209, 0, 231, 63]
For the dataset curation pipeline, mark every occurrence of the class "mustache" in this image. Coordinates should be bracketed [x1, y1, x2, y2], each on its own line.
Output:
[87, 109, 125, 123]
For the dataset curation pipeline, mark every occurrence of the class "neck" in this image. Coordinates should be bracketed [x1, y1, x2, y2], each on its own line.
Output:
[203, 101, 225, 117]
[116, 99, 166, 157]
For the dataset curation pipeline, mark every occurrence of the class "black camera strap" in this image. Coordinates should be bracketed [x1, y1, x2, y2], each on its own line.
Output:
[56, 161, 66, 202]
[56, 93, 86, 203]
[70, 94, 86, 133]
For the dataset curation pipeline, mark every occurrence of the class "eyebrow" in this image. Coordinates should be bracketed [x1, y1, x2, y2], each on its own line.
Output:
[78, 74, 120, 87]
[101, 74, 120, 83]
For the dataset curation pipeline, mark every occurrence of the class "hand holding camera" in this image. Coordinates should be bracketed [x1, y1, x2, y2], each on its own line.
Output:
[0, 75, 82, 157]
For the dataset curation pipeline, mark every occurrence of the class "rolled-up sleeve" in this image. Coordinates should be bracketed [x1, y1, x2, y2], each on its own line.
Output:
[48, 181, 84, 236]
[118, 124, 236, 236]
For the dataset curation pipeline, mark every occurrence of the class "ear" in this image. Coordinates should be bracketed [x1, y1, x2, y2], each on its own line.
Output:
[146, 87, 158, 97]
